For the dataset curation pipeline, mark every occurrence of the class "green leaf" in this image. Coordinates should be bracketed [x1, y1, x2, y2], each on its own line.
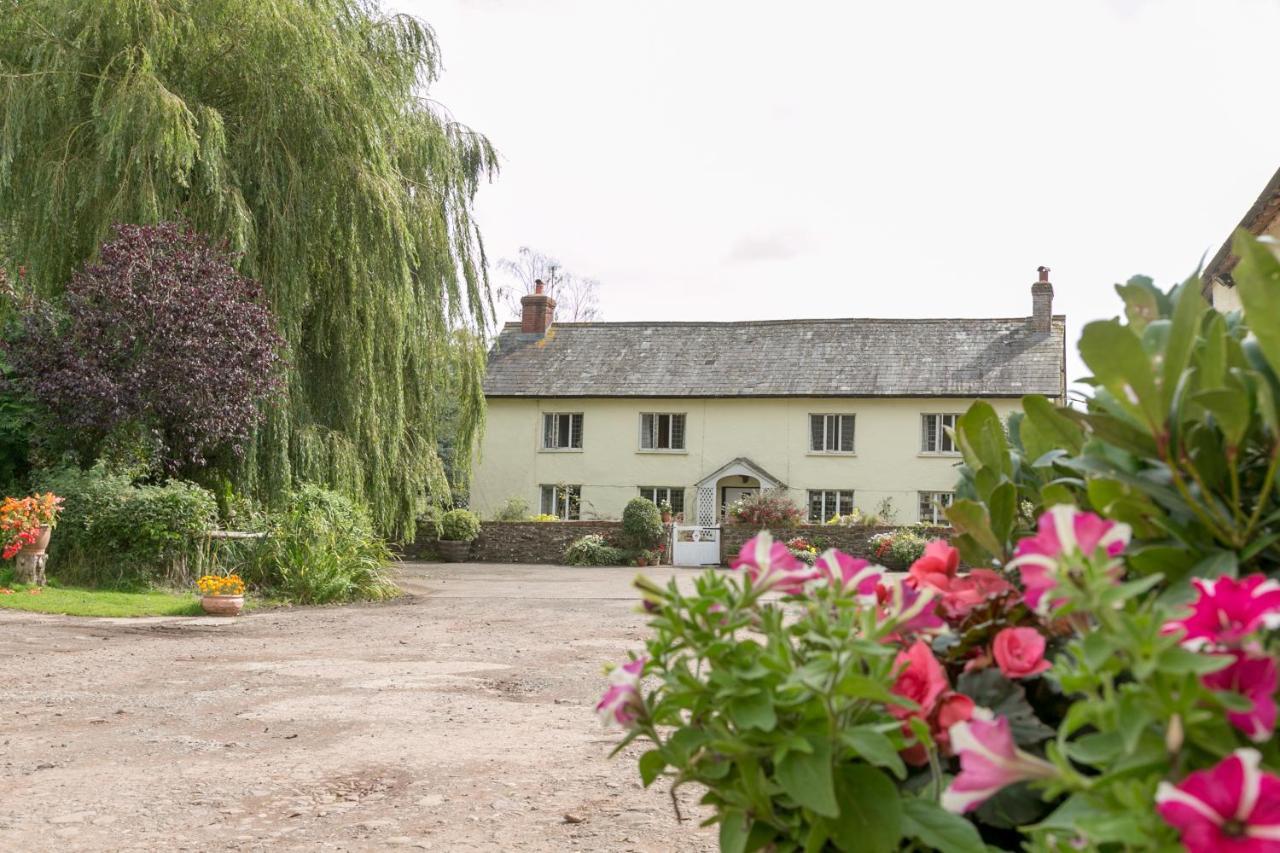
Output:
[1079, 319, 1162, 430]
[1156, 646, 1234, 676]
[841, 727, 907, 780]
[1194, 388, 1250, 447]
[900, 798, 987, 853]
[777, 737, 838, 818]
[1161, 277, 1206, 412]
[729, 692, 777, 732]
[638, 750, 666, 787]
[957, 669, 1054, 745]
[987, 481, 1018, 550]
[1233, 230, 1280, 378]
[1021, 394, 1085, 456]
[719, 810, 749, 853]
[827, 764, 903, 853]
[956, 401, 1012, 476]
[945, 499, 1004, 560]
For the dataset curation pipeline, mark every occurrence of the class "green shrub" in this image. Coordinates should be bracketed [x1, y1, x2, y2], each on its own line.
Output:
[248, 485, 396, 604]
[440, 508, 480, 542]
[564, 534, 626, 566]
[417, 505, 444, 540]
[868, 525, 929, 567]
[34, 465, 216, 586]
[620, 497, 663, 550]
[492, 496, 529, 522]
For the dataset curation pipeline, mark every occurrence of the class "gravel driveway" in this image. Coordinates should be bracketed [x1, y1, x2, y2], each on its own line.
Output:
[0, 562, 716, 851]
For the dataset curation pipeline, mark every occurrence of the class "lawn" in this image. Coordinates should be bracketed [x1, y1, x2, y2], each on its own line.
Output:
[0, 584, 203, 618]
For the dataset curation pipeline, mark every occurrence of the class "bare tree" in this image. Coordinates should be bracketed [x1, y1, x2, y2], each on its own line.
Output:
[496, 246, 602, 323]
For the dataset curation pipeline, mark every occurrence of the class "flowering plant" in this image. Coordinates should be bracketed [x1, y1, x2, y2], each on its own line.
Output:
[728, 489, 802, 529]
[0, 492, 63, 559]
[196, 574, 245, 596]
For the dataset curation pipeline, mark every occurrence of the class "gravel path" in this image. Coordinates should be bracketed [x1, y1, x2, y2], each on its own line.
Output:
[0, 563, 716, 851]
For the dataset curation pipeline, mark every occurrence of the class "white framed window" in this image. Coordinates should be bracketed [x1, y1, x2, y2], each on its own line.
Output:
[640, 413, 686, 450]
[808, 489, 854, 522]
[542, 412, 583, 450]
[540, 484, 582, 520]
[921, 413, 960, 454]
[918, 491, 955, 525]
[639, 487, 685, 515]
[809, 414, 855, 453]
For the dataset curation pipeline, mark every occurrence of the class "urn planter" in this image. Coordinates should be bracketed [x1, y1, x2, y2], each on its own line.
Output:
[437, 540, 472, 562]
[200, 594, 245, 617]
[20, 525, 52, 557]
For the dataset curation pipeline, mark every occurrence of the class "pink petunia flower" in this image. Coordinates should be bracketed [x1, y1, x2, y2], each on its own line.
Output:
[1202, 650, 1279, 743]
[1007, 505, 1131, 614]
[890, 640, 948, 721]
[1156, 748, 1280, 853]
[730, 532, 818, 595]
[596, 657, 646, 727]
[941, 711, 1059, 813]
[908, 540, 961, 590]
[1163, 575, 1280, 650]
[814, 549, 882, 602]
[992, 627, 1052, 679]
[877, 577, 945, 636]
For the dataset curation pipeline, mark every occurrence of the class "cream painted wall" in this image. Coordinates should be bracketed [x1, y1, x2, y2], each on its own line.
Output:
[470, 397, 1023, 523]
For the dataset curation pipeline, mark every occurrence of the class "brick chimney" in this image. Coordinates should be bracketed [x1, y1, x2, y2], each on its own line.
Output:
[1031, 266, 1053, 333]
[520, 279, 556, 335]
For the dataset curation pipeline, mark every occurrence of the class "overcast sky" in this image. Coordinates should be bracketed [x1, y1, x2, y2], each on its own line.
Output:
[403, 0, 1280, 384]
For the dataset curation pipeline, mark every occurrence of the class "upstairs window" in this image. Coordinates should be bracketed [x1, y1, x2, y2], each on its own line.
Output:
[808, 489, 854, 522]
[543, 412, 583, 450]
[810, 414, 855, 453]
[640, 413, 686, 450]
[921, 413, 960, 454]
[918, 491, 955, 525]
[639, 487, 685, 515]
[541, 484, 582, 520]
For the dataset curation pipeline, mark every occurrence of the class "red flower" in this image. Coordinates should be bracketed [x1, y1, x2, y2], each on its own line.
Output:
[907, 540, 960, 590]
[992, 627, 1051, 679]
[890, 640, 948, 721]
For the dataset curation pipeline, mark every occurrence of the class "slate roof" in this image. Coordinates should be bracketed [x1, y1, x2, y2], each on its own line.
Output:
[1202, 164, 1280, 298]
[484, 317, 1066, 398]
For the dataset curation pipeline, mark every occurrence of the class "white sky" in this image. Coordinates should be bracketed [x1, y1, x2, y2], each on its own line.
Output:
[403, 0, 1280, 384]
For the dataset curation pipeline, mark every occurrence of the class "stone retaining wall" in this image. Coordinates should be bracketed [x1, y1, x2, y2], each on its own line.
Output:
[719, 523, 951, 570]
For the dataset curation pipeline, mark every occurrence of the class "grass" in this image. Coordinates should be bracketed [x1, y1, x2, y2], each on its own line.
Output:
[0, 583, 204, 617]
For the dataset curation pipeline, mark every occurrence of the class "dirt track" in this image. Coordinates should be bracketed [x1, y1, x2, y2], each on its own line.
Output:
[0, 563, 715, 851]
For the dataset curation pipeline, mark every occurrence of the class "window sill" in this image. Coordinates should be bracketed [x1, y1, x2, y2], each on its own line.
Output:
[636, 449, 688, 455]
[539, 448, 584, 453]
[806, 451, 856, 457]
[918, 452, 962, 458]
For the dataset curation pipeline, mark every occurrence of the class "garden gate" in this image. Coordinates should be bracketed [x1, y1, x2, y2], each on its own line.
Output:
[671, 525, 721, 566]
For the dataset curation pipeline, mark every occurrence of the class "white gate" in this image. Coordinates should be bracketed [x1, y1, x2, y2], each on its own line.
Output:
[672, 525, 721, 566]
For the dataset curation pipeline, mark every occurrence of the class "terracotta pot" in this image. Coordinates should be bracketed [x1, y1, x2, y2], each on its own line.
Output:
[20, 525, 52, 557]
[635, 557, 649, 567]
[200, 594, 245, 617]
[437, 539, 472, 562]
[661, 513, 672, 524]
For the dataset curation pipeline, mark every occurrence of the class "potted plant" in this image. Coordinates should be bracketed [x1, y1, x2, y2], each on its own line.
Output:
[438, 509, 480, 562]
[657, 500, 673, 524]
[0, 492, 64, 560]
[196, 573, 246, 616]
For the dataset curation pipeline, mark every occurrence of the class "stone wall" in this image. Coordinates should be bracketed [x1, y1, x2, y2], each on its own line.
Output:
[719, 523, 952, 570]
[401, 520, 626, 564]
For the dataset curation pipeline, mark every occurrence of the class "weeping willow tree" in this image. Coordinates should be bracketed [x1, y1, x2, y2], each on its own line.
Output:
[0, 0, 496, 539]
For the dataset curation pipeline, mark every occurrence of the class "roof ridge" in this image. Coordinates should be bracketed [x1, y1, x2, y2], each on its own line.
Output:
[500, 316, 1063, 329]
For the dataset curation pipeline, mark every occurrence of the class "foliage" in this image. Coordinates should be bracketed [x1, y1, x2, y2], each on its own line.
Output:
[4, 223, 284, 471]
[944, 231, 1280, 583]
[196, 574, 245, 597]
[440, 508, 481, 543]
[418, 505, 444, 541]
[869, 526, 930, 568]
[728, 488, 802, 529]
[0, 492, 62, 558]
[493, 496, 531, 522]
[621, 497, 664, 551]
[529, 513, 560, 522]
[565, 534, 626, 567]
[247, 486, 396, 604]
[34, 466, 217, 587]
[0, 0, 497, 539]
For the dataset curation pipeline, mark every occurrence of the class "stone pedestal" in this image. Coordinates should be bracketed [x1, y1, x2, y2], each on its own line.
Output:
[14, 552, 46, 586]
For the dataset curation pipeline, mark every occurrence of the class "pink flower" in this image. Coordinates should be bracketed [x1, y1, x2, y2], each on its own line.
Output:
[890, 640, 948, 721]
[1202, 651, 1278, 743]
[1008, 505, 1131, 614]
[877, 578, 945, 635]
[938, 569, 1018, 621]
[814, 549, 882, 602]
[941, 712, 1059, 813]
[908, 539, 960, 590]
[901, 690, 975, 767]
[596, 657, 646, 727]
[730, 532, 817, 595]
[1163, 575, 1280, 650]
[1156, 748, 1280, 853]
[992, 627, 1051, 679]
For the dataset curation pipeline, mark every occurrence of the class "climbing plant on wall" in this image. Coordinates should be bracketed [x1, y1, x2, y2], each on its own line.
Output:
[0, 0, 496, 539]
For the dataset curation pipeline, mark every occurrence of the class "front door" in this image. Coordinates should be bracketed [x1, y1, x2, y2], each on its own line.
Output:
[722, 487, 759, 520]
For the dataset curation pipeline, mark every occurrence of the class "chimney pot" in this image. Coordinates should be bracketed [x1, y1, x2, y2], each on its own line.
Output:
[534, 278, 545, 295]
[1031, 266, 1054, 333]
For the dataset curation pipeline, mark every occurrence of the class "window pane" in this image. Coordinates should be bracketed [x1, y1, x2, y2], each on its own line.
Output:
[918, 492, 932, 523]
[543, 415, 554, 448]
[658, 414, 671, 448]
[810, 415, 823, 451]
[839, 491, 854, 516]
[922, 415, 936, 452]
[941, 416, 954, 452]
[567, 487, 581, 520]
[670, 490, 685, 515]
[541, 485, 553, 515]
[808, 490, 823, 522]
[839, 415, 854, 452]
[571, 414, 583, 448]
[671, 415, 686, 449]
[640, 414, 654, 449]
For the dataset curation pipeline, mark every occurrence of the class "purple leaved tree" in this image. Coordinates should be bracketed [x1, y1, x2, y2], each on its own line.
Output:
[6, 222, 285, 471]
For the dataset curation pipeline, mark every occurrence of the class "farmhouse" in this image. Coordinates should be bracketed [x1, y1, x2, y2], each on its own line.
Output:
[1202, 164, 1280, 311]
[471, 272, 1066, 529]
